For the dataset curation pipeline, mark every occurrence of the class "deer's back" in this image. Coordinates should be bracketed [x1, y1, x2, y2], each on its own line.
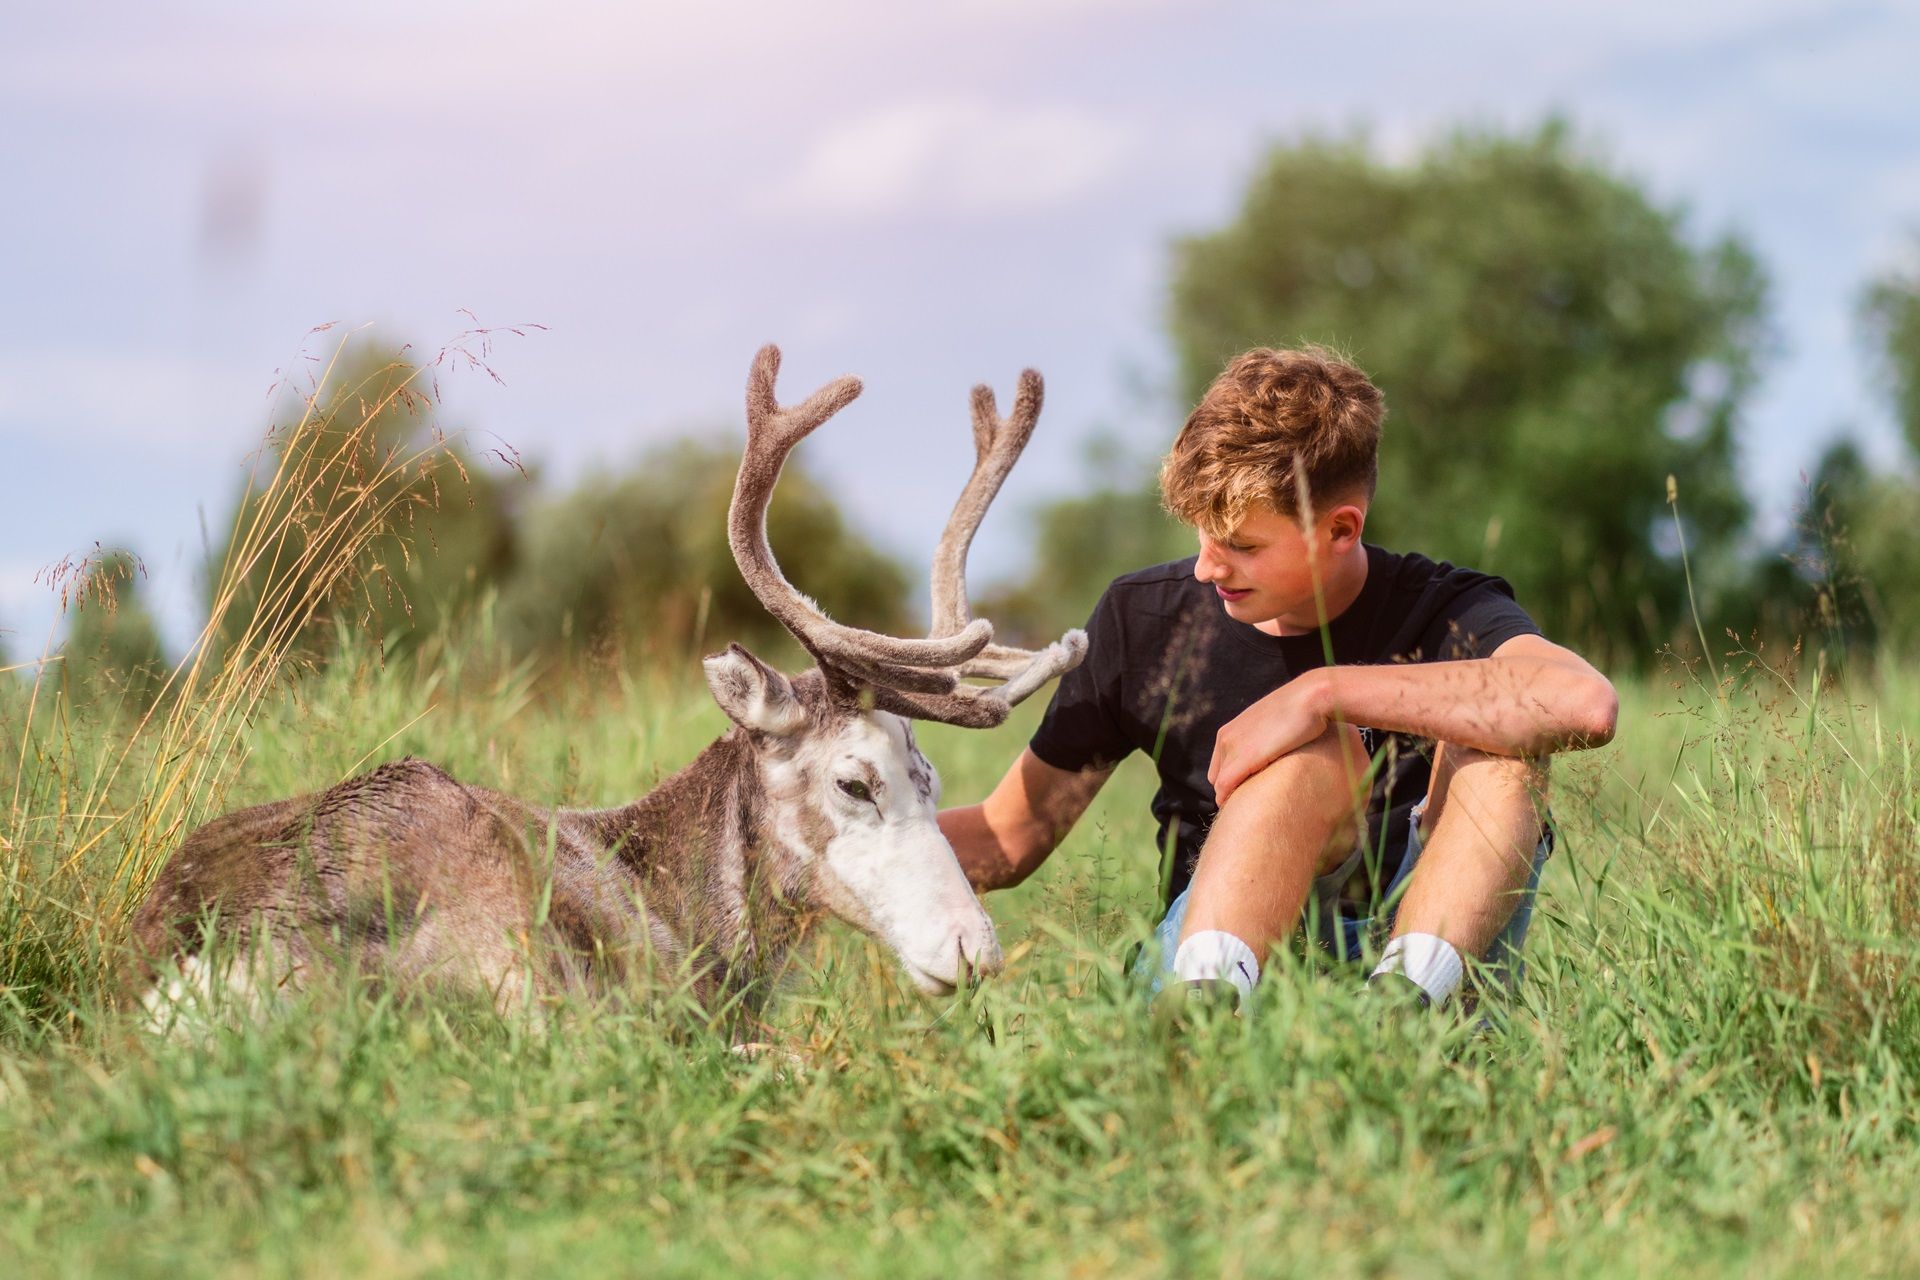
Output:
[129, 757, 648, 1002]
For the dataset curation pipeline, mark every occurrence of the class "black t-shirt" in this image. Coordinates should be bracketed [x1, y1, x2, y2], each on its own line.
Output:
[1028, 544, 1542, 907]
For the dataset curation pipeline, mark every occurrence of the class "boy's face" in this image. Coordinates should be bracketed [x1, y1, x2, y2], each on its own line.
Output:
[1191, 500, 1365, 629]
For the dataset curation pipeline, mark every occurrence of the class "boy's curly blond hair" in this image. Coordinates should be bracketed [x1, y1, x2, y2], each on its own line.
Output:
[1160, 346, 1384, 537]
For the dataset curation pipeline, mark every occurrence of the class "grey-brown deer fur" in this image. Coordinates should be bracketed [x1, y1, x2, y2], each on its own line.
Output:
[128, 345, 1087, 1029]
[134, 668, 895, 1022]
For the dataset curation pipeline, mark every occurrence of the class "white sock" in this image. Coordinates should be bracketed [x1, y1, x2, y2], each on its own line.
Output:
[1173, 930, 1259, 1000]
[1372, 933, 1464, 1006]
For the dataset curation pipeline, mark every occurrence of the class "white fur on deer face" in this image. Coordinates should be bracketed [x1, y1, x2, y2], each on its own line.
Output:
[704, 646, 1003, 994]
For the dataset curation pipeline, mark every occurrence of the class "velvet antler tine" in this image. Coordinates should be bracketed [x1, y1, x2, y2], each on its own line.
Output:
[864, 629, 1086, 730]
[828, 654, 964, 697]
[729, 346, 995, 674]
[745, 344, 782, 431]
[929, 369, 1043, 640]
[957, 634, 1089, 683]
[866, 685, 1013, 731]
[987, 632, 1088, 706]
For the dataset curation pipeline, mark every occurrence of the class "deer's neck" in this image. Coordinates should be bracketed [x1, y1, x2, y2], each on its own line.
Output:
[589, 731, 811, 1008]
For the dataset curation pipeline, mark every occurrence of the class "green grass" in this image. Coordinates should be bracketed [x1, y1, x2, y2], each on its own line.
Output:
[3, 636, 1918, 1278]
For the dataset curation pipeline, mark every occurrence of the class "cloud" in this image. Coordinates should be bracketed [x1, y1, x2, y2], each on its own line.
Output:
[777, 98, 1131, 220]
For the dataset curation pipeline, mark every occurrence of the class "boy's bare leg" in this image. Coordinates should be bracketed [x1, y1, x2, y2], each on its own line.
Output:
[1178, 723, 1371, 961]
[1390, 742, 1548, 957]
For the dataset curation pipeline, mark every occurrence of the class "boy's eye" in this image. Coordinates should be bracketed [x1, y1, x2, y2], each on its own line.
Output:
[837, 779, 873, 803]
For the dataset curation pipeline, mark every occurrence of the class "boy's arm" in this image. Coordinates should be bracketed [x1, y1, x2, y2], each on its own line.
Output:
[940, 749, 1114, 892]
[1208, 634, 1618, 803]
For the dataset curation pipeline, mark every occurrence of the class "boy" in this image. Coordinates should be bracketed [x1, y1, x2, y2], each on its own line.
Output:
[938, 347, 1618, 1009]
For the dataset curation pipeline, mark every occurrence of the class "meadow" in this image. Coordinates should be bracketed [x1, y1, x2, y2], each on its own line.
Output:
[2, 347, 1916, 1277]
[2, 620, 1917, 1278]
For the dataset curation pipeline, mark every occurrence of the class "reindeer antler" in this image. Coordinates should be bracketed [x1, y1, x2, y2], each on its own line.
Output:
[729, 346, 992, 678]
[728, 345, 1086, 729]
[872, 370, 1088, 723]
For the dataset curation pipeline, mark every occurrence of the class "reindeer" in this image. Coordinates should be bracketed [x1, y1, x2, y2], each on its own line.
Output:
[129, 345, 1086, 1031]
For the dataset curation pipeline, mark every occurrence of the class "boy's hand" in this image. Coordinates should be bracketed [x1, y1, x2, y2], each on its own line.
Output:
[1207, 674, 1330, 805]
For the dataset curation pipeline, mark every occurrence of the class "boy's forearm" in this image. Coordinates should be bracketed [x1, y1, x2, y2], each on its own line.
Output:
[939, 804, 1029, 893]
[1310, 656, 1617, 758]
[938, 751, 1111, 893]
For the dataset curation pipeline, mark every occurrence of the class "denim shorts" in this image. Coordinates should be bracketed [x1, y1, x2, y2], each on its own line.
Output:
[1139, 804, 1554, 993]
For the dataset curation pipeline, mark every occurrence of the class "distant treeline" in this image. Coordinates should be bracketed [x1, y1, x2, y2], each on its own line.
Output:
[41, 123, 1920, 708]
[47, 341, 911, 712]
[991, 123, 1920, 675]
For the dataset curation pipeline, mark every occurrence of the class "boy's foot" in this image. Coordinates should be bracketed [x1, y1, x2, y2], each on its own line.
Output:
[1150, 977, 1242, 1034]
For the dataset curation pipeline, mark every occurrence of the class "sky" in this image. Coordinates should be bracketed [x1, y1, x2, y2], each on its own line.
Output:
[2, 0, 1917, 658]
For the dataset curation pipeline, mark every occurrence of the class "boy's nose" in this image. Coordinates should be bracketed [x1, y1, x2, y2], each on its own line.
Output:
[1194, 542, 1226, 582]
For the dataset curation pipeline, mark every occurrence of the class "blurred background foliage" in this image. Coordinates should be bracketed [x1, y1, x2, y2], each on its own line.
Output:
[56, 550, 168, 713]
[49, 123, 1920, 705]
[1863, 260, 1920, 460]
[201, 346, 523, 665]
[496, 436, 910, 665]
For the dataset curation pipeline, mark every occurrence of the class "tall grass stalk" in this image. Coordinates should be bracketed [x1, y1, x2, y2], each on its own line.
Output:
[1, 324, 522, 1016]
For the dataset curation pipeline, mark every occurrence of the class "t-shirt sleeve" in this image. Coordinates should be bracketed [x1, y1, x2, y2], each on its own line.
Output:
[1027, 587, 1135, 773]
[1422, 577, 1542, 662]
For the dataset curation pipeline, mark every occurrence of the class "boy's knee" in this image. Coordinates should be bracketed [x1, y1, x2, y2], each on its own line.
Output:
[1225, 723, 1368, 804]
[1218, 723, 1369, 868]
[1303, 721, 1372, 776]
[1429, 746, 1551, 836]
[1446, 744, 1550, 797]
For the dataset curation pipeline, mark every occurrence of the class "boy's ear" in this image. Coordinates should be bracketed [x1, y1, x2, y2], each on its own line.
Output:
[1327, 500, 1367, 547]
[703, 644, 809, 736]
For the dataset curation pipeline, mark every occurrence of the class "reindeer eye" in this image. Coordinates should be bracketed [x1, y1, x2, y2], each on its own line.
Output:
[836, 779, 873, 803]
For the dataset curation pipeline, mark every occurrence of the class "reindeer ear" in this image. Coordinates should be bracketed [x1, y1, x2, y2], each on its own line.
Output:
[703, 644, 808, 736]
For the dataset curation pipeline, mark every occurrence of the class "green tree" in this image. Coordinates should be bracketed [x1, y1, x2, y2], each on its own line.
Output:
[206, 343, 523, 661]
[1775, 438, 1920, 660]
[1842, 478, 1920, 654]
[1781, 252, 1920, 659]
[1862, 254, 1920, 457]
[1163, 122, 1767, 668]
[60, 548, 168, 712]
[497, 436, 910, 665]
[1751, 440, 1874, 663]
